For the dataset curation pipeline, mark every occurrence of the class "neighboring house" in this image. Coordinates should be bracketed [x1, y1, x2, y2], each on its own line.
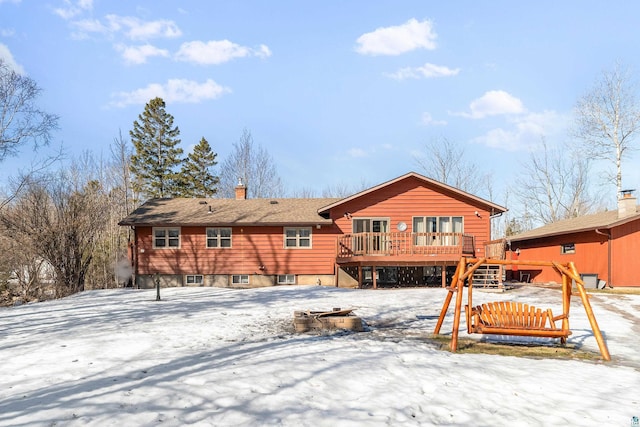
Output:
[508, 191, 640, 288]
[118, 172, 506, 289]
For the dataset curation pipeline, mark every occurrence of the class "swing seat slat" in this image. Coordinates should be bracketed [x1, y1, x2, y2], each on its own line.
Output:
[465, 301, 571, 338]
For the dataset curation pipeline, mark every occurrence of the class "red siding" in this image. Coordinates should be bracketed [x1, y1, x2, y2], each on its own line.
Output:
[513, 218, 640, 287]
[330, 176, 492, 257]
[136, 225, 340, 275]
[611, 220, 640, 287]
[513, 232, 608, 284]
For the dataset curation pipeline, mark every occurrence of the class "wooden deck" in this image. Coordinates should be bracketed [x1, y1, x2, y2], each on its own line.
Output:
[336, 232, 475, 263]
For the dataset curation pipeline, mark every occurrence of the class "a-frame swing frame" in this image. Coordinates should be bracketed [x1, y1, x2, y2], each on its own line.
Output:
[433, 257, 611, 361]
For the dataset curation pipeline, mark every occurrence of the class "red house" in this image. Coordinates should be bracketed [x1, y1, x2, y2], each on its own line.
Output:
[119, 172, 506, 289]
[508, 192, 640, 288]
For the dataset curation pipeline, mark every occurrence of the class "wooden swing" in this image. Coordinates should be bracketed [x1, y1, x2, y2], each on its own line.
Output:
[433, 257, 611, 361]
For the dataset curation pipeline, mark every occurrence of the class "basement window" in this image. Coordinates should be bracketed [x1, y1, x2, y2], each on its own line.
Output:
[277, 274, 296, 284]
[186, 275, 203, 285]
[561, 243, 575, 254]
[232, 275, 249, 285]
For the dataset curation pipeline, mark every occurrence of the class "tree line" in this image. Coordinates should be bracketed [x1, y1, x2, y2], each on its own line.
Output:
[0, 59, 638, 305]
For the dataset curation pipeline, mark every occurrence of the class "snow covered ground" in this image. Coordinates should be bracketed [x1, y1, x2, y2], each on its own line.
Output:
[0, 285, 639, 427]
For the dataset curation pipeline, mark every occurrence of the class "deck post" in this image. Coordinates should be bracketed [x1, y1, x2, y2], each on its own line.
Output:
[372, 264, 377, 289]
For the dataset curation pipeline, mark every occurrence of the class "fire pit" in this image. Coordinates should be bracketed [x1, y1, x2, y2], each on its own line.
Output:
[293, 308, 364, 333]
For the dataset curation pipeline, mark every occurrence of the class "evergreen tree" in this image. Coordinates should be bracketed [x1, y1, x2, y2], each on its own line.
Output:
[177, 137, 219, 197]
[129, 97, 183, 199]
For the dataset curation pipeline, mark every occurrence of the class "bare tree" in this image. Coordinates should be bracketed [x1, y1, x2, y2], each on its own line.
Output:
[0, 158, 110, 298]
[104, 132, 136, 287]
[0, 59, 61, 211]
[414, 136, 491, 197]
[290, 187, 319, 198]
[218, 128, 284, 198]
[321, 179, 371, 198]
[574, 62, 640, 197]
[515, 140, 596, 225]
[110, 130, 135, 213]
[0, 59, 59, 162]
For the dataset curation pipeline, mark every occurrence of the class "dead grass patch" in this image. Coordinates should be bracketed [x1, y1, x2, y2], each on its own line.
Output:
[428, 335, 603, 361]
[587, 288, 640, 295]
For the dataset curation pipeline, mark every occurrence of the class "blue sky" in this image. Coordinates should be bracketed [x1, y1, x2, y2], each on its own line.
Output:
[2, 0, 640, 207]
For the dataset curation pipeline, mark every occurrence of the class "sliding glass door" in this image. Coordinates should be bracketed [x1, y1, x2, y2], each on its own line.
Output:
[353, 218, 389, 253]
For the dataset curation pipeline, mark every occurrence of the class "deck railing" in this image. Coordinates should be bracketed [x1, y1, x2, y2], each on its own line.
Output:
[337, 232, 476, 258]
[484, 238, 507, 259]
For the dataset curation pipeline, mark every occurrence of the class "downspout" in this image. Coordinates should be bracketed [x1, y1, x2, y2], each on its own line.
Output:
[594, 228, 611, 288]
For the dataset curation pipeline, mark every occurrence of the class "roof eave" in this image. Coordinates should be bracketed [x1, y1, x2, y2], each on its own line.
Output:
[117, 219, 335, 227]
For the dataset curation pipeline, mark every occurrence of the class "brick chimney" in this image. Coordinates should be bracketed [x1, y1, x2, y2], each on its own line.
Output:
[235, 178, 247, 200]
[618, 189, 637, 218]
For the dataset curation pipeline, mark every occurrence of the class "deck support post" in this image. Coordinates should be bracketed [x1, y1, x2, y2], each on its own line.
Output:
[372, 264, 377, 289]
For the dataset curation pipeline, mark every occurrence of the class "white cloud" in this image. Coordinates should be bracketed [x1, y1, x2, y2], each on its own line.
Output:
[471, 110, 567, 151]
[175, 40, 271, 65]
[105, 15, 182, 40]
[0, 0, 22, 3]
[109, 78, 231, 107]
[116, 44, 169, 65]
[421, 112, 447, 126]
[54, 0, 92, 20]
[355, 18, 437, 56]
[1, 28, 15, 37]
[255, 44, 272, 59]
[71, 18, 110, 39]
[69, 15, 181, 40]
[454, 90, 525, 119]
[385, 63, 460, 80]
[0, 43, 25, 74]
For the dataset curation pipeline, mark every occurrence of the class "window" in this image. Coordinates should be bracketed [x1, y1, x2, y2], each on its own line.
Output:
[154, 227, 180, 248]
[413, 216, 463, 246]
[186, 275, 203, 285]
[561, 243, 575, 254]
[277, 274, 296, 284]
[207, 228, 232, 248]
[284, 227, 311, 248]
[232, 275, 249, 285]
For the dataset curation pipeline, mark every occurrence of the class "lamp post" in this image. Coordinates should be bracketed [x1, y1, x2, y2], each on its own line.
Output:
[154, 273, 161, 301]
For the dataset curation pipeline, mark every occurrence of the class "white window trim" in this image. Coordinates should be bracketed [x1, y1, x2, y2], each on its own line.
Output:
[277, 274, 296, 284]
[186, 274, 204, 285]
[284, 227, 312, 249]
[352, 217, 391, 233]
[412, 216, 464, 233]
[153, 227, 181, 249]
[232, 274, 249, 285]
[206, 227, 232, 248]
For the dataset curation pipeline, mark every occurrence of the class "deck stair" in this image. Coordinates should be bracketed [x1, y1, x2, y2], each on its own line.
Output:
[471, 264, 504, 289]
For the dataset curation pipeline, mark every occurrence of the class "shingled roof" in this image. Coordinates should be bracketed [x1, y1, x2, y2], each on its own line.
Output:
[509, 205, 640, 242]
[118, 197, 341, 227]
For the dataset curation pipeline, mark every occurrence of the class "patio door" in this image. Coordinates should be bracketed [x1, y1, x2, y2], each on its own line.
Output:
[353, 218, 389, 253]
